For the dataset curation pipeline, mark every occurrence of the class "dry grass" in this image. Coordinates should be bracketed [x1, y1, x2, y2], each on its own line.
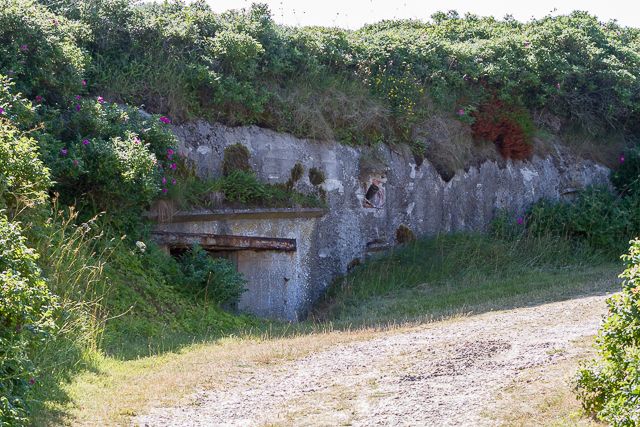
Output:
[50, 327, 389, 426]
[486, 336, 605, 427]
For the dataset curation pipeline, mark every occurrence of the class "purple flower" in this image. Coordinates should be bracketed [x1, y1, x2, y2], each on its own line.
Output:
[169, 163, 177, 170]
[60, 148, 68, 156]
[75, 104, 81, 112]
[171, 178, 177, 185]
[555, 82, 561, 90]
[81, 79, 87, 87]
[159, 116, 171, 124]
[162, 188, 168, 194]
[161, 177, 167, 184]
[133, 137, 141, 145]
[82, 139, 90, 146]
[75, 95, 81, 100]
[0, 107, 4, 115]
[167, 148, 174, 156]
[35, 95, 43, 103]
[620, 155, 625, 164]
[516, 217, 524, 225]
[457, 109, 465, 116]
[19, 44, 28, 52]
[73, 159, 79, 166]
[29, 378, 35, 385]
[97, 96, 104, 104]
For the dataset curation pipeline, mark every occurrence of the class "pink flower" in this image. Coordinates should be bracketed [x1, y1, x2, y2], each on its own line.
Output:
[162, 188, 168, 194]
[82, 139, 90, 146]
[75, 104, 81, 111]
[159, 116, 171, 124]
[81, 79, 87, 86]
[75, 95, 81, 100]
[169, 163, 177, 170]
[35, 95, 43, 103]
[60, 148, 68, 156]
[0, 107, 4, 115]
[516, 217, 524, 225]
[555, 82, 561, 90]
[523, 40, 531, 47]
[162, 177, 167, 184]
[171, 178, 177, 185]
[457, 109, 465, 116]
[620, 155, 625, 163]
[73, 159, 79, 166]
[97, 96, 104, 104]
[19, 44, 28, 52]
[29, 378, 35, 385]
[133, 137, 141, 144]
[167, 148, 174, 156]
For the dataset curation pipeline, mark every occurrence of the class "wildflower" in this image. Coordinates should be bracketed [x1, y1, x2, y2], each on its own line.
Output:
[60, 148, 68, 156]
[457, 109, 465, 116]
[162, 188, 168, 194]
[162, 177, 167, 184]
[29, 378, 35, 385]
[171, 178, 177, 185]
[167, 148, 174, 156]
[75, 95, 81, 100]
[81, 79, 87, 86]
[35, 95, 43, 103]
[19, 44, 28, 52]
[75, 104, 81, 112]
[523, 40, 531, 47]
[135, 241, 147, 253]
[516, 217, 524, 225]
[159, 116, 171, 124]
[620, 155, 625, 163]
[555, 82, 561, 90]
[73, 159, 79, 166]
[0, 107, 4, 115]
[97, 96, 104, 104]
[133, 137, 141, 144]
[169, 163, 177, 170]
[82, 139, 90, 146]
[51, 19, 58, 26]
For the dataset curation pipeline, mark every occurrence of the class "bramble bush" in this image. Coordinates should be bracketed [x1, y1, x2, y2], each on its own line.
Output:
[576, 239, 640, 426]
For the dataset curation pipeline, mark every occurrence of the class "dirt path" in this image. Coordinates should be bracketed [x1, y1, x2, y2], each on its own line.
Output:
[135, 294, 610, 426]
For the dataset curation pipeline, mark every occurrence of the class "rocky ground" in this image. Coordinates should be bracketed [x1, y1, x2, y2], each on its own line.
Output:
[135, 294, 610, 426]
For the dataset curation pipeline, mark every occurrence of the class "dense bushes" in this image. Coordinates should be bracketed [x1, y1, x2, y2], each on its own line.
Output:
[31, 1, 640, 148]
[576, 239, 640, 425]
[0, 215, 58, 426]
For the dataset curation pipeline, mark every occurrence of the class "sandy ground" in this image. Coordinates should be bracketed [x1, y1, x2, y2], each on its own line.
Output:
[134, 294, 610, 426]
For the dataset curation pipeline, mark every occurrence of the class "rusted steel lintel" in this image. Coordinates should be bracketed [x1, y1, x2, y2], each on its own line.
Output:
[152, 231, 296, 252]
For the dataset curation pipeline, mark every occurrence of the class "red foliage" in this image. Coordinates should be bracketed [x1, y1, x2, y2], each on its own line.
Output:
[471, 99, 533, 160]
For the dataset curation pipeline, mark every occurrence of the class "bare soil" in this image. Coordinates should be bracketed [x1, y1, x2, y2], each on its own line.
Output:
[135, 293, 610, 426]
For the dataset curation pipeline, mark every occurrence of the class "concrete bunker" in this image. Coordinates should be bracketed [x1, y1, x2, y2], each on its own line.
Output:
[148, 207, 326, 321]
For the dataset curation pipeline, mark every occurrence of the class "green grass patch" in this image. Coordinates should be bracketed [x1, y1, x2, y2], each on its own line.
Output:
[315, 233, 621, 326]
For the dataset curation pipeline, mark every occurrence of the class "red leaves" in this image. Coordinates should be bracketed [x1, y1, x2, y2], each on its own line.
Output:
[471, 99, 533, 161]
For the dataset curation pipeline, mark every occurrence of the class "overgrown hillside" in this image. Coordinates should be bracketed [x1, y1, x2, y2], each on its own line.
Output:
[1, 0, 640, 425]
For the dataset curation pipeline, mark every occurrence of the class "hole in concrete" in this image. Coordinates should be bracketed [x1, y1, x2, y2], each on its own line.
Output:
[363, 178, 385, 208]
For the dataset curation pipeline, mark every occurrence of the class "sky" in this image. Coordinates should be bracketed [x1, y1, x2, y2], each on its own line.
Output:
[204, 0, 640, 28]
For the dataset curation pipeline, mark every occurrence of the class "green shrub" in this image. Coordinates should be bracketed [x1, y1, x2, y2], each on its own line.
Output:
[0, 214, 58, 426]
[612, 146, 640, 196]
[37, 98, 178, 228]
[526, 188, 640, 256]
[0, 118, 51, 212]
[576, 239, 640, 426]
[178, 245, 246, 305]
[0, 0, 88, 104]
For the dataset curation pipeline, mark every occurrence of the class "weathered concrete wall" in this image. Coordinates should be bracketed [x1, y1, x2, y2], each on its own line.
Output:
[169, 121, 611, 320]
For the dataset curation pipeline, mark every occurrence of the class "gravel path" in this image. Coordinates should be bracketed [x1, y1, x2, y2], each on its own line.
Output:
[135, 294, 610, 426]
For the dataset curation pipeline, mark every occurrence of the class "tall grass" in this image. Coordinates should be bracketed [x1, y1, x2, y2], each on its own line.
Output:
[315, 233, 619, 325]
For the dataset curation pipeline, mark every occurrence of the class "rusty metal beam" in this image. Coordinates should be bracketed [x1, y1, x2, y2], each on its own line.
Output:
[151, 231, 296, 252]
